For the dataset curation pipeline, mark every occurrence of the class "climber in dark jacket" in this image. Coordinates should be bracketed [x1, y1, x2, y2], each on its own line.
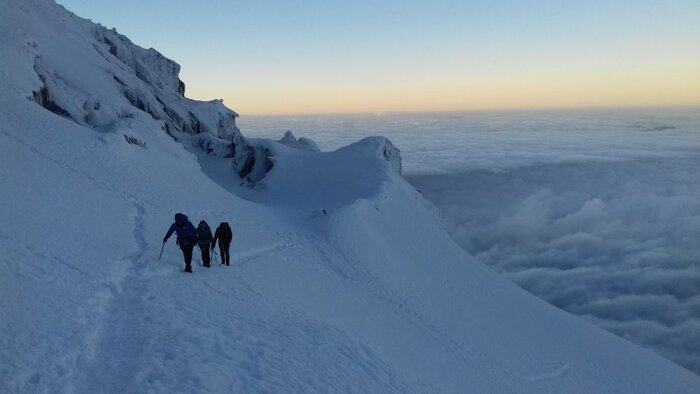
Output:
[196, 220, 214, 268]
[212, 222, 233, 266]
[163, 213, 197, 273]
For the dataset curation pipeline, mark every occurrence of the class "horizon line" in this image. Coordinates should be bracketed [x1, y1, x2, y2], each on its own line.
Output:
[237, 104, 700, 118]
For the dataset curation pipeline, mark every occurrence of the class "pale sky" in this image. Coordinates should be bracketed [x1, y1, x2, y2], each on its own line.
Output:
[58, 0, 700, 115]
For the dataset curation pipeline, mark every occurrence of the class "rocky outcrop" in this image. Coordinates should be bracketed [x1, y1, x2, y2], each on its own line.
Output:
[279, 130, 321, 153]
[23, 0, 259, 179]
[380, 138, 402, 175]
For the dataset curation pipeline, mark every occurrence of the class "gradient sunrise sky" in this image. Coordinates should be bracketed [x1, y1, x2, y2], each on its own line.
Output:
[58, 0, 700, 115]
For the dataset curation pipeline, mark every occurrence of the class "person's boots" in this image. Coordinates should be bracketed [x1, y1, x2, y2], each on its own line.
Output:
[185, 263, 192, 273]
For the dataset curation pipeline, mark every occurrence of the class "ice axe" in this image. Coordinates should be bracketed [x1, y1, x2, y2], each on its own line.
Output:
[212, 248, 219, 265]
[159, 241, 166, 260]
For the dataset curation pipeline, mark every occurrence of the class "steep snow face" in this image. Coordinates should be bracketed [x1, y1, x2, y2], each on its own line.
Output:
[1, 0, 700, 393]
[0, 0, 255, 177]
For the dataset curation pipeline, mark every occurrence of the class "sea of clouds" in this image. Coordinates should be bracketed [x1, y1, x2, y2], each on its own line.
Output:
[239, 107, 700, 374]
[409, 156, 700, 372]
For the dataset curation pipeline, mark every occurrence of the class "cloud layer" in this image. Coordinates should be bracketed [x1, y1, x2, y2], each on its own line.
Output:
[408, 156, 700, 373]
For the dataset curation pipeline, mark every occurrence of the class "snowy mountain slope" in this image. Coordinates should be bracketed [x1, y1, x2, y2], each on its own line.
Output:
[0, 0, 257, 178]
[1, 0, 700, 392]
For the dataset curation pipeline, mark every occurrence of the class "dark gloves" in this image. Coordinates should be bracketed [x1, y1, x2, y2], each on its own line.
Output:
[163, 237, 168, 243]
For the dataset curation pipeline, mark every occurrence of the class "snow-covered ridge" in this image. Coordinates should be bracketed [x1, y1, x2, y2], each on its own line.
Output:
[1, 0, 260, 177]
[2, 0, 400, 183]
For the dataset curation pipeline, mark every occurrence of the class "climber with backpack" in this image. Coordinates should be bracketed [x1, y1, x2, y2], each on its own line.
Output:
[163, 213, 198, 273]
[196, 220, 214, 268]
[212, 222, 233, 266]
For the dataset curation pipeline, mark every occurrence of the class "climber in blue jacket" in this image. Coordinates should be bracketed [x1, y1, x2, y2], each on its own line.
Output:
[163, 213, 198, 273]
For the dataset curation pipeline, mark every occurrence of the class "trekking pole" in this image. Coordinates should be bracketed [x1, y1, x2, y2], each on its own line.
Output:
[159, 241, 165, 260]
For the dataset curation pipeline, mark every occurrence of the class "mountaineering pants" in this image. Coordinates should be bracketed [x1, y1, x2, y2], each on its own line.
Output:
[180, 242, 195, 272]
[199, 242, 211, 267]
[219, 242, 231, 266]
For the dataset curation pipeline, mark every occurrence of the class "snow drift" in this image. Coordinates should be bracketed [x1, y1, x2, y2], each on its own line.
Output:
[1, 0, 699, 392]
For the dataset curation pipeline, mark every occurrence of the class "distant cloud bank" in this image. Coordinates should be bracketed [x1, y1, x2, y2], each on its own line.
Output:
[408, 156, 700, 373]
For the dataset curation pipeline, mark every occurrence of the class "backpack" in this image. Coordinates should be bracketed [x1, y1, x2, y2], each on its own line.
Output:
[218, 222, 233, 243]
[174, 214, 197, 246]
[197, 223, 212, 244]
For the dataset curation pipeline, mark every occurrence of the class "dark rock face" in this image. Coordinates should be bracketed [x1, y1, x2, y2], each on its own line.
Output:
[238, 146, 258, 179]
[178, 80, 186, 95]
[124, 134, 146, 147]
[28, 59, 73, 120]
[381, 138, 402, 175]
[30, 84, 72, 120]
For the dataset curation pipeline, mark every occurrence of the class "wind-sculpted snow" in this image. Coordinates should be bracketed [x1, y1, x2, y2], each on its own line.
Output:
[229, 136, 401, 214]
[0, 0, 257, 177]
[91, 26, 185, 95]
[279, 130, 322, 153]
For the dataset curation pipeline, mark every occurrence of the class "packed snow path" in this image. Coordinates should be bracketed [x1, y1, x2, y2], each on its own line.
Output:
[70, 203, 421, 393]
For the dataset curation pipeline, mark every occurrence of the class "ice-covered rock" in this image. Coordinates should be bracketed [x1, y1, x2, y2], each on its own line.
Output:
[278, 130, 322, 153]
[276, 131, 401, 175]
[2, 0, 258, 178]
[380, 137, 402, 175]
